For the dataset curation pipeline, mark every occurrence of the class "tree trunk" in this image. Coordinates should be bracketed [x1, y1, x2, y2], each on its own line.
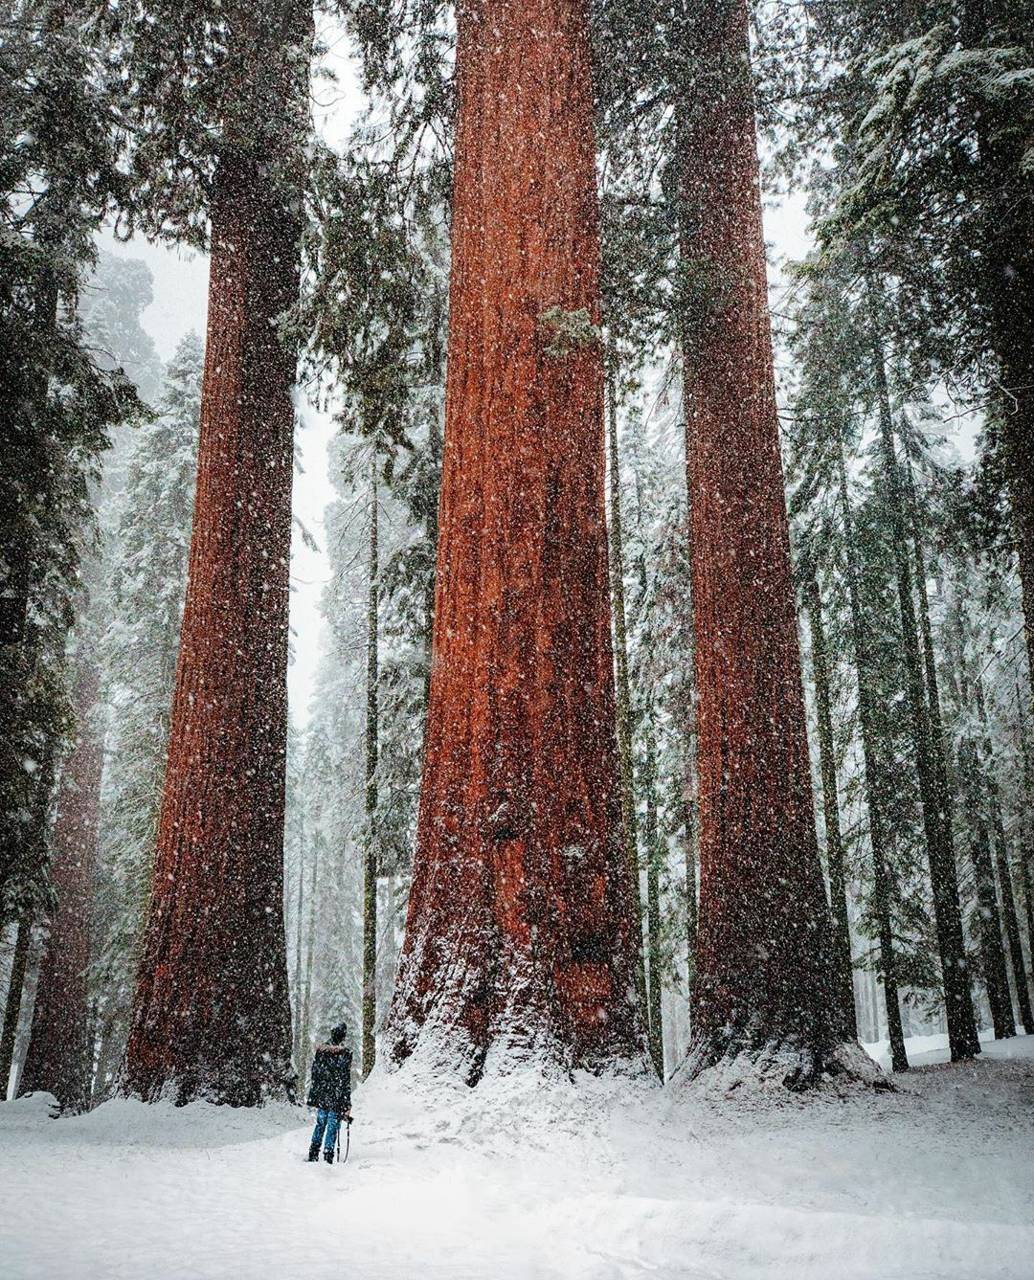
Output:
[19, 659, 102, 1110]
[641, 708, 665, 1077]
[957, 739, 1016, 1038]
[387, 0, 644, 1080]
[870, 337, 980, 1060]
[362, 462, 379, 1079]
[805, 573, 858, 1038]
[972, 676, 1034, 1031]
[292, 847, 305, 1070]
[835, 439, 909, 1071]
[122, 18, 308, 1101]
[0, 917, 31, 1099]
[606, 359, 649, 1030]
[677, 0, 853, 1085]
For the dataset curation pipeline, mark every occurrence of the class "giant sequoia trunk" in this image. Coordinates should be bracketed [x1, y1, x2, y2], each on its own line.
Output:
[19, 659, 101, 1110]
[677, 0, 852, 1084]
[122, 19, 308, 1103]
[387, 0, 643, 1080]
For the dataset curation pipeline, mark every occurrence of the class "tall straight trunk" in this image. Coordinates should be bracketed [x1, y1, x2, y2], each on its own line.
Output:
[362, 464, 379, 1079]
[957, 739, 1016, 1037]
[677, 0, 848, 1082]
[0, 917, 31, 1098]
[1018, 691, 1034, 975]
[292, 848, 305, 1067]
[123, 13, 309, 1105]
[297, 837, 320, 1099]
[835, 440, 908, 1070]
[973, 669, 1034, 1030]
[870, 337, 980, 1060]
[805, 573, 858, 1038]
[606, 360, 649, 1027]
[20, 659, 102, 1109]
[641, 708, 664, 1077]
[388, 0, 643, 1079]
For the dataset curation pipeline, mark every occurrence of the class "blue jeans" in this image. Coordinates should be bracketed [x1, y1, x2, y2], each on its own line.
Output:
[310, 1108, 340, 1155]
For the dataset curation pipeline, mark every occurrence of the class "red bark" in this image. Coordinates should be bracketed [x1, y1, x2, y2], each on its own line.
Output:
[122, 149, 299, 1105]
[387, 0, 643, 1080]
[20, 659, 101, 1111]
[678, 0, 842, 1079]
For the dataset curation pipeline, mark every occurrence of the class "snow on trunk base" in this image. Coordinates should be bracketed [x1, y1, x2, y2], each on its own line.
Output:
[2, 1035, 1032, 1279]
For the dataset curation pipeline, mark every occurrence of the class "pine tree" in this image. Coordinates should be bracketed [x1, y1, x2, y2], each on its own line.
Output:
[1, 0, 134, 938]
[388, 0, 644, 1080]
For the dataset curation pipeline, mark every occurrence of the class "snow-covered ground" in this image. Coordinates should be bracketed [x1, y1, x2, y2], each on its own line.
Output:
[3, 1035, 1032, 1280]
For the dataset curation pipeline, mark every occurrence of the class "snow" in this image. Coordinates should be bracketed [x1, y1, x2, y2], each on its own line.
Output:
[2, 1036, 1033, 1280]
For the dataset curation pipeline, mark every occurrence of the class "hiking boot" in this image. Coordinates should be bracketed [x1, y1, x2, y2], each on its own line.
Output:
[324, 1149, 334, 1164]
[307, 1147, 320, 1162]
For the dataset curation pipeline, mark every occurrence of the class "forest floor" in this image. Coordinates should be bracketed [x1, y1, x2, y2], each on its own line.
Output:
[2, 1033, 1032, 1280]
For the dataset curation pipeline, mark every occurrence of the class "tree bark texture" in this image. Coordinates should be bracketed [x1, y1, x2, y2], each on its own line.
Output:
[123, 128, 303, 1103]
[387, 0, 643, 1080]
[678, 0, 844, 1082]
[19, 660, 101, 1110]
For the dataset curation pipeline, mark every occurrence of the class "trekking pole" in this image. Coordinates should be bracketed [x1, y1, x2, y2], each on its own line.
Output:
[336, 1123, 341, 1163]
[343, 1117, 352, 1164]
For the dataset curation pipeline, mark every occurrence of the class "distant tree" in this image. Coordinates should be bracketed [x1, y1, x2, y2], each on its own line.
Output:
[19, 651, 102, 1111]
[88, 333, 202, 1092]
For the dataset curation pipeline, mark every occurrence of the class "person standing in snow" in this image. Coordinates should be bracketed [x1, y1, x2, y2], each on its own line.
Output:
[306, 1022, 352, 1163]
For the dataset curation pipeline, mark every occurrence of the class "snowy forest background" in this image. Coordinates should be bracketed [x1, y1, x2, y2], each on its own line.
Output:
[3, 0, 1034, 1113]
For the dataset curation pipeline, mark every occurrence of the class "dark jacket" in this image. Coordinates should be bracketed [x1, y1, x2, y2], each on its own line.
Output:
[306, 1045, 352, 1113]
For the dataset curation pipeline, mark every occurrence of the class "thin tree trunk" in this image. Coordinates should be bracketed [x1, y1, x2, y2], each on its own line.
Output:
[972, 675, 1034, 1030]
[0, 917, 31, 1099]
[870, 331, 979, 1060]
[805, 573, 858, 1038]
[641, 707, 664, 1078]
[388, 0, 643, 1079]
[606, 358, 649, 1029]
[835, 440, 908, 1071]
[957, 738, 1016, 1038]
[20, 658, 102, 1110]
[123, 9, 310, 1105]
[297, 837, 320, 1100]
[676, 0, 851, 1083]
[362, 462, 379, 1079]
[292, 844, 305, 1068]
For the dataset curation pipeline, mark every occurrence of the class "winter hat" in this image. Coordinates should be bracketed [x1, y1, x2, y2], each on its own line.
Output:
[330, 1022, 348, 1045]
